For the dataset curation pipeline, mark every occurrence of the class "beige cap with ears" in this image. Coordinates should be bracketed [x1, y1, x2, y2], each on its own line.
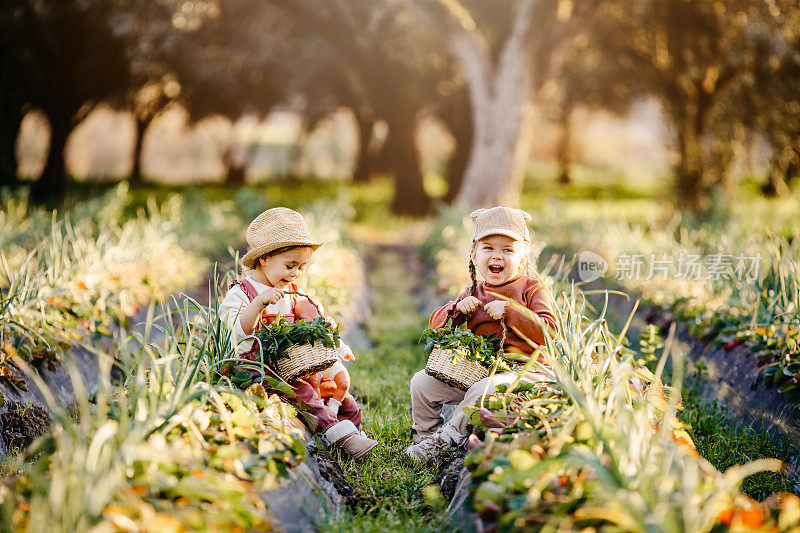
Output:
[470, 206, 532, 243]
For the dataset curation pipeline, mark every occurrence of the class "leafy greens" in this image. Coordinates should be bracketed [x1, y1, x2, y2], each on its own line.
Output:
[420, 324, 513, 372]
[255, 316, 341, 367]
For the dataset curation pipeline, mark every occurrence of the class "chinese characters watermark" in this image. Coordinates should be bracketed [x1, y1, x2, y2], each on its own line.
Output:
[613, 252, 761, 282]
[576, 250, 762, 283]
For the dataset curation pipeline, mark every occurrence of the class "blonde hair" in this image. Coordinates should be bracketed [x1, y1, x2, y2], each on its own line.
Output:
[248, 244, 315, 274]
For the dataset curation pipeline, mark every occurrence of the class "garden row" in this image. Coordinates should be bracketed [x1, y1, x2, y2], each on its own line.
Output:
[0, 184, 247, 399]
[0, 189, 364, 531]
[530, 198, 800, 408]
[423, 209, 800, 531]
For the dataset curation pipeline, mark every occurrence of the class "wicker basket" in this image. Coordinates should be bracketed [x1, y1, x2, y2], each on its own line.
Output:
[425, 345, 490, 391]
[274, 341, 338, 382]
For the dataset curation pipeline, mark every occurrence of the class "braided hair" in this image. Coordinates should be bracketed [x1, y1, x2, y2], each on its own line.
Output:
[468, 257, 478, 296]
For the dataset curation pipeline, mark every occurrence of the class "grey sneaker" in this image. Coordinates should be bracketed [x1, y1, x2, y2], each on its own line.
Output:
[409, 429, 431, 444]
[404, 434, 453, 462]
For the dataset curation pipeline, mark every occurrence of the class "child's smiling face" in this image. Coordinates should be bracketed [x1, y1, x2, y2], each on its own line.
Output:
[471, 234, 527, 285]
[258, 246, 313, 289]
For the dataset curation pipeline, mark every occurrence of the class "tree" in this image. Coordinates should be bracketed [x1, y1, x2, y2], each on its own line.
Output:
[273, 0, 452, 215]
[599, 0, 780, 211]
[412, 0, 595, 208]
[542, 35, 644, 185]
[1, 0, 132, 201]
[744, 2, 800, 196]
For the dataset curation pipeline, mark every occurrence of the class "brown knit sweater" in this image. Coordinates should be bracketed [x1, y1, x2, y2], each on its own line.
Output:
[429, 275, 558, 355]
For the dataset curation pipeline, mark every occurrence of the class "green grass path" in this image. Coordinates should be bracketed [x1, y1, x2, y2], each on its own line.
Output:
[324, 245, 450, 532]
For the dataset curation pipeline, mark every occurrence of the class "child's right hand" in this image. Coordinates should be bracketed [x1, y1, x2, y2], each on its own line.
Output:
[456, 296, 482, 315]
[258, 287, 283, 307]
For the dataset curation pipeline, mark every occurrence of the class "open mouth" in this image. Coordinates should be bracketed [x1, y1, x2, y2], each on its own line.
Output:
[488, 265, 504, 274]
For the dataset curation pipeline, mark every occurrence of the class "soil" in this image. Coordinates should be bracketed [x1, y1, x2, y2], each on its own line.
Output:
[1, 401, 51, 452]
[437, 447, 467, 502]
[314, 451, 372, 507]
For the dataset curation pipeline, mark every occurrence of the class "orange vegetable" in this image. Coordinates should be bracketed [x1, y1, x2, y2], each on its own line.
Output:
[717, 508, 734, 526]
[738, 508, 764, 527]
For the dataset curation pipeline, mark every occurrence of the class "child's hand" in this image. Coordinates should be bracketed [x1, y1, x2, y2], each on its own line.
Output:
[340, 344, 355, 361]
[456, 296, 482, 315]
[483, 300, 507, 320]
[258, 287, 283, 307]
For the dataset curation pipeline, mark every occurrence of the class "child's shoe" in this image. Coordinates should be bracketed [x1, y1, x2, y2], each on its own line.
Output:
[409, 429, 432, 444]
[339, 432, 378, 459]
[324, 420, 377, 459]
[404, 433, 454, 462]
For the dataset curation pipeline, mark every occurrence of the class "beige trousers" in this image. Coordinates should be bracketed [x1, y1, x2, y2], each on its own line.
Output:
[410, 370, 523, 445]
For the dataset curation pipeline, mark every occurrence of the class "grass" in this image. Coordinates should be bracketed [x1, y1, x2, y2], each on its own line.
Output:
[680, 364, 797, 501]
[325, 245, 449, 532]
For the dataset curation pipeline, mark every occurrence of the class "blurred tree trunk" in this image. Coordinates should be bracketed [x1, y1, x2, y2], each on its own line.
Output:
[457, 76, 535, 208]
[762, 145, 798, 197]
[709, 125, 742, 202]
[224, 163, 247, 186]
[556, 104, 573, 185]
[385, 113, 429, 215]
[130, 115, 149, 184]
[427, 0, 538, 209]
[0, 109, 22, 188]
[675, 116, 706, 212]
[440, 88, 473, 202]
[352, 109, 377, 183]
[221, 134, 249, 186]
[445, 135, 471, 202]
[278, 0, 432, 214]
[763, 159, 791, 197]
[672, 94, 719, 212]
[31, 110, 69, 202]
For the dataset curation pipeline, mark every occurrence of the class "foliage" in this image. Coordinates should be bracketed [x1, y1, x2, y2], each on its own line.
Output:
[255, 316, 341, 368]
[420, 324, 512, 372]
[462, 287, 796, 532]
[0, 295, 306, 532]
[636, 323, 664, 367]
[529, 194, 800, 406]
[0, 186, 215, 387]
[422, 204, 800, 531]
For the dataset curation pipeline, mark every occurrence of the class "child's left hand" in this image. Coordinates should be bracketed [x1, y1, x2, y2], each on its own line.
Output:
[483, 300, 507, 320]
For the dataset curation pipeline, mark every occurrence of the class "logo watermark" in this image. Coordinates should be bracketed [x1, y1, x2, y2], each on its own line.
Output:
[577, 250, 609, 282]
[577, 251, 761, 283]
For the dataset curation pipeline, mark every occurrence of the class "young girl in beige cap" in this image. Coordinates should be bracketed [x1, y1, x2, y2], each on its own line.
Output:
[405, 206, 558, 461]
[219, 207, 377, 458]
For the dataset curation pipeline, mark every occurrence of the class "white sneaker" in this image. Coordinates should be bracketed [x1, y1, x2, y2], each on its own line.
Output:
[404, 434, 453, 462]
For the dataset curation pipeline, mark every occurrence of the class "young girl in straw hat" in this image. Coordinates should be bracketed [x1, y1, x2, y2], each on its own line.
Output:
[405, 206, 558, 462]
[219, 207, 377, 458]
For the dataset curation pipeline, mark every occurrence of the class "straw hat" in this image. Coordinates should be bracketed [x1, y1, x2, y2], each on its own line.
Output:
[470, 206, 532, 243]
[241, 207, 323, 269]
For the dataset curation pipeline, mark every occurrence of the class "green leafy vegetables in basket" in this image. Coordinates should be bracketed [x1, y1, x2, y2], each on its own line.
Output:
[255, 316, 341, 367]
[420, 324, 513, 372]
